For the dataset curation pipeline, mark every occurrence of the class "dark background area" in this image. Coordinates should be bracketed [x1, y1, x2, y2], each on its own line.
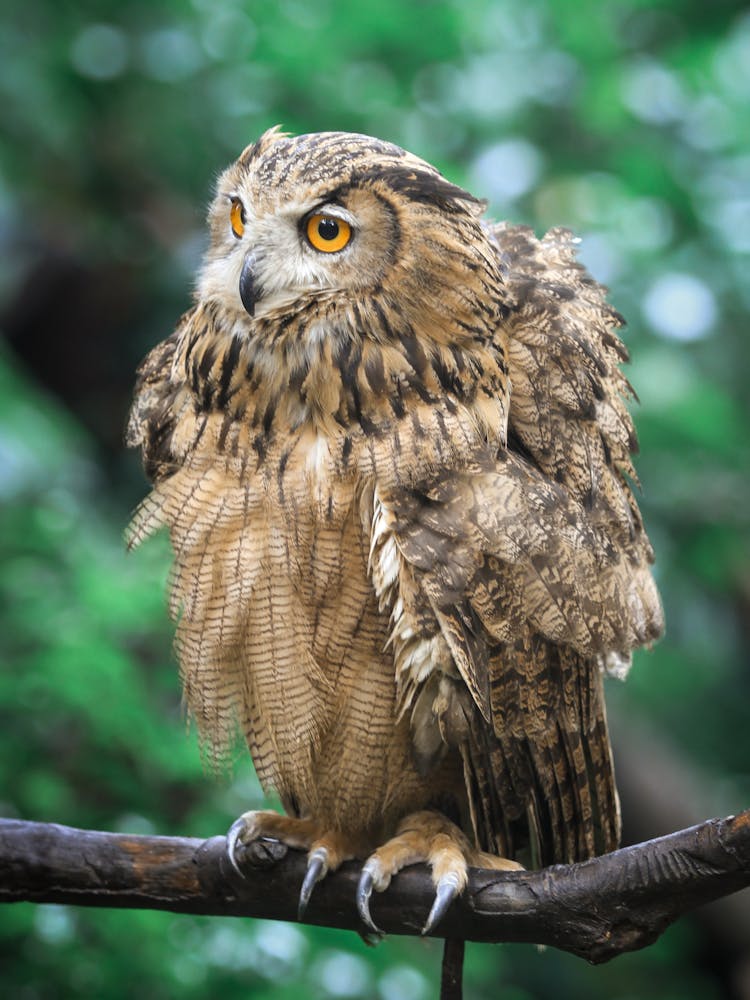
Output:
[1, 1, 749, 997]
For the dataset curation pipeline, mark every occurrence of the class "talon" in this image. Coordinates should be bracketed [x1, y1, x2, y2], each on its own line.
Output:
[298, 847, 328, 920]
[226, 817, 250, 878]
[356, 863, 382, 935]
[422, 872, 461, 936]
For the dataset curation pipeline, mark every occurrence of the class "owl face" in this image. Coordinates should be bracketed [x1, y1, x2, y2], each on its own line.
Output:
[196, 129, 500, 337]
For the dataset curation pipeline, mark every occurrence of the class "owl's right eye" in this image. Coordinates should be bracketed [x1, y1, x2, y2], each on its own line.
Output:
[230, 197, 245, 239]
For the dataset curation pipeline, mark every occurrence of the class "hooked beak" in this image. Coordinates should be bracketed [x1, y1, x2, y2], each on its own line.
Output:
[239, 253, 259, 316]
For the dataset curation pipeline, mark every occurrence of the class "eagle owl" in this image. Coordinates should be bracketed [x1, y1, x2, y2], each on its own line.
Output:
[128, 129, 663, 933]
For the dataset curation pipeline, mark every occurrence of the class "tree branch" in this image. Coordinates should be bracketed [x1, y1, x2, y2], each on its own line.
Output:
[1, 812, 749, 963]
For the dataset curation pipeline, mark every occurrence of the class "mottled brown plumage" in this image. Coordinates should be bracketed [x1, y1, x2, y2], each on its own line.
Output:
[128, 129, 663, 923]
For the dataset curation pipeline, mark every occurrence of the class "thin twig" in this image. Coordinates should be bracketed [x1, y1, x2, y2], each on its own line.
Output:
[440, 939, 465, 999]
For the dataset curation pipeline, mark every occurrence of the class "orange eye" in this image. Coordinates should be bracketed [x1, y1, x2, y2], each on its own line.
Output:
[305, 214, 352, 253]
[230, 197, 245, 239]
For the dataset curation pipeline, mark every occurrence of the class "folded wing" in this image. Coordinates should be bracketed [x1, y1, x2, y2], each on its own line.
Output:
[388, 225, 663, 865]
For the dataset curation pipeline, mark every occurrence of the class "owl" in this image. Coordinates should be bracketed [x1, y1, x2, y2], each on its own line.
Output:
[127, 129, 663, 936]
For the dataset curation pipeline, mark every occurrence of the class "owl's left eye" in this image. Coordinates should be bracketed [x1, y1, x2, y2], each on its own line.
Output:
[305, 214, 352, 253]
[230, 197, 245, 239]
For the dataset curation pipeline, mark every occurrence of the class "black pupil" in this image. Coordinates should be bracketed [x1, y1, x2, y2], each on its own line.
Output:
[317, 217, 339, 241]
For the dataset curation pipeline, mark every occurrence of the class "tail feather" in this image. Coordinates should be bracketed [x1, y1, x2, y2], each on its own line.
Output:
[456, 635, 619, 866]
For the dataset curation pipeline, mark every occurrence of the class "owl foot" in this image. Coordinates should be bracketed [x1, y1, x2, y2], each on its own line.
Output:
[226, 810, 357, 919]
[356, 809, 523, 935]
[226, 810, 317, 877]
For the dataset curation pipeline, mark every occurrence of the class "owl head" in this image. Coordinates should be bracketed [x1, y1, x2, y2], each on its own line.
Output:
[196, 129, 506, 348]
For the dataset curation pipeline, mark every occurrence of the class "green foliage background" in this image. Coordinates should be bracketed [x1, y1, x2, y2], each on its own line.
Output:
[1, 1, 748, 997]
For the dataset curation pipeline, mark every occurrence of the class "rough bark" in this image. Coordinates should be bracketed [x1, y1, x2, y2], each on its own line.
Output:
[1, 812, 749, 963]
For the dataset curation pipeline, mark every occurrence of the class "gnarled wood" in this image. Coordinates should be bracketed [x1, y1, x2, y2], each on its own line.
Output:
[1, 812, 749, 963]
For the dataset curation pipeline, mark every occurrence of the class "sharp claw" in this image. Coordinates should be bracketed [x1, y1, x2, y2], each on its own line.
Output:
[422, 872, 461, 936]
[226, 817, 249, 879]
[298, 847, 328, 920]
[356, 864, 383, 935]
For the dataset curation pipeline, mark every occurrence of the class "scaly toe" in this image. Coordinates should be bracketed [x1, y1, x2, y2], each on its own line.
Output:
[422, 871, 462, 935]
[298, 846, 329, 919]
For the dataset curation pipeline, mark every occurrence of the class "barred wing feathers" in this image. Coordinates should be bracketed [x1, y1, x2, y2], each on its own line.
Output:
[391, 226, 662, 865]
